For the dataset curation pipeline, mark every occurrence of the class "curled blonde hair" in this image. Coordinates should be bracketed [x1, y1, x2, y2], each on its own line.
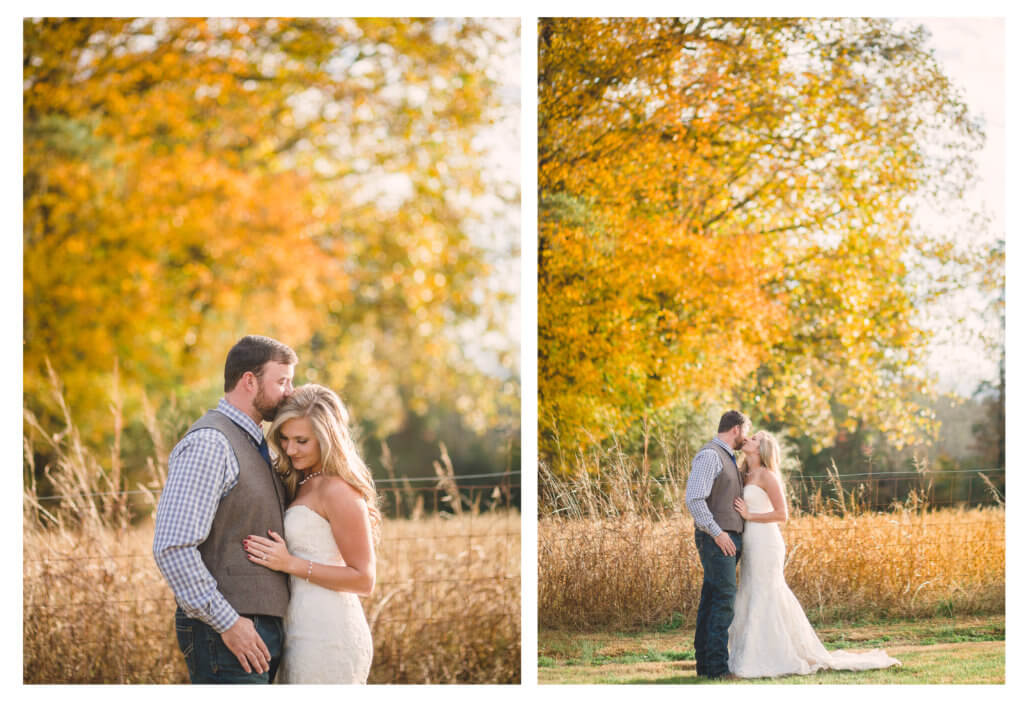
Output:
[741, 430, 783, 476]
[268, 384, 381, 539]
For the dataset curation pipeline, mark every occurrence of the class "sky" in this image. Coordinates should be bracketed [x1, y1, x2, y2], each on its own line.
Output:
[455, 18, 522, 379]
[917, 19, 1005, 235]
[907, 18, 1005, 396]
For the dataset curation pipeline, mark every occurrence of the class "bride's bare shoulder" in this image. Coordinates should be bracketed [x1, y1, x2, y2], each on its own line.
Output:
[320, 475, 363, 502]
[760, 469, 786, 496]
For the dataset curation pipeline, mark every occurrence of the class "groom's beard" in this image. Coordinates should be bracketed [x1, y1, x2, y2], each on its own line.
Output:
[253, 383, 283, 422]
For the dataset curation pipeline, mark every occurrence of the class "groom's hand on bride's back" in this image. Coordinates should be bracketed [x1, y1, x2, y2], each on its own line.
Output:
[221, 616, 271, 674]
[713, 531, 737, 557]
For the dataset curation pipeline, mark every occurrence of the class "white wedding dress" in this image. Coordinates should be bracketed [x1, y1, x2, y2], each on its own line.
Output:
[728, 484, 900, 678]
[276, 505, 373, 684]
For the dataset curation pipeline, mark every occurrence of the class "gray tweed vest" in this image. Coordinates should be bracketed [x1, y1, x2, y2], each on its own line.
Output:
[700, 440, 745, 534]
[188, 410, 289, 618]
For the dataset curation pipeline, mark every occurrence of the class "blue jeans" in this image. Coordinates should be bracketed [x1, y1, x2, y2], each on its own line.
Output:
[693, 529, 741, 678]
[174, 607, 284, 684]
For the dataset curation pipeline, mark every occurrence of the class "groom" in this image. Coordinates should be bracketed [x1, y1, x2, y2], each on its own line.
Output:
[685, 410, 751, 679]
[153, 335, 297, 683]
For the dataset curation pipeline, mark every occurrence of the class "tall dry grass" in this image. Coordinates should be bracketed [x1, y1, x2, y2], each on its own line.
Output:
[370, 512, 520, 683]
[23, 367, 520, 684]
[539, 449, 1005, 631]
[24, 513, 520, 683]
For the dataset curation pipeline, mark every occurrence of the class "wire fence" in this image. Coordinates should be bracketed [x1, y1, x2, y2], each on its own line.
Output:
[785, 468, 1004, 511]
[539, 467, 1005, 519]
[31, 470, 521, 506]
[23, 473, 522, 578]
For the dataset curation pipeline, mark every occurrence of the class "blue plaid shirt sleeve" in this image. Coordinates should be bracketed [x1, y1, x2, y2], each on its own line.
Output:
[685, 449, 724, 537]
[152, 428, 240, 633]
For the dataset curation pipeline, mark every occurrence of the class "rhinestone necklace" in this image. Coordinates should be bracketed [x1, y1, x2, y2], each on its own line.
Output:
[298, 470, 323, 486]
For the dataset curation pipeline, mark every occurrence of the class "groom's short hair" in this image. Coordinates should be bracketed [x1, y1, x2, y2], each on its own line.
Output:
[224, 335, 298, 392]
[718, 410, 750, 434]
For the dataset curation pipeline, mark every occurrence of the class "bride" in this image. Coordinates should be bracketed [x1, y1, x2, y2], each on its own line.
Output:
[243, 384, 380, 683]
[728, 430, 900, 678]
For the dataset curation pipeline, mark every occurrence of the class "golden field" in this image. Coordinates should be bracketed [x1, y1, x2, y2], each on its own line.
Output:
[539, 499, 1003, 630]
[24, 510, 520, 684]
[539, 507, 1003, 630]
[539, 441, 1004, 631]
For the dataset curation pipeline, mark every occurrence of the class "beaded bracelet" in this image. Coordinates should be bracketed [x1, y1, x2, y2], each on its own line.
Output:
[306, 560, 313, 582]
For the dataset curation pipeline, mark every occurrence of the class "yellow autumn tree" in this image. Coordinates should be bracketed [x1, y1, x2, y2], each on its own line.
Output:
[24, 18, 518, 450]
[539, 18, 982, 466]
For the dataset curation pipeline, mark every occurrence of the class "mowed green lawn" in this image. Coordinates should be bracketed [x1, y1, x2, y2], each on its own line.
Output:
[538, 615, 1004, 684]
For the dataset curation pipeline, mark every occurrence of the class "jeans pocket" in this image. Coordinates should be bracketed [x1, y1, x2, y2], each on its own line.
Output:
[175, 617, 197, 680]
[252, 615, 283, 658]
[209, 632, 230, 676]
[208, 627, 270, 682]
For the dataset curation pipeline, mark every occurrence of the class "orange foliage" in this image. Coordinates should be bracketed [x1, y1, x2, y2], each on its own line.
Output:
[539, 18, 981, 464]
[24, 18, 515, 440]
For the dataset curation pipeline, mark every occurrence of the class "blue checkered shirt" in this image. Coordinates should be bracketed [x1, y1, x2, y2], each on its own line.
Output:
[152, 398, 265, 633]
[685, 437, 736, 538]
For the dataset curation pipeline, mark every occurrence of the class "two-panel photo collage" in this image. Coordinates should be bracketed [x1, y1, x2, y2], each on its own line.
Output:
[20, 15, 1007, 691]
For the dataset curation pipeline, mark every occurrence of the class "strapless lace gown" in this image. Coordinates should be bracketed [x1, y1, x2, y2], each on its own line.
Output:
[728, 484, 900, 678]
[276, 505, 373, 684]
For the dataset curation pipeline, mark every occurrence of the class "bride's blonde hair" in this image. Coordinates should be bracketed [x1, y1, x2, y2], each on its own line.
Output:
[268, 384, 381, 539]
[741, 430, 782, 475]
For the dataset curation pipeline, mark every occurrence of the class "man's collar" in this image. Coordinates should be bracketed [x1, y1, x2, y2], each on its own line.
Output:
[215, 397, 264, 443]
[712, 436, 735, 453]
